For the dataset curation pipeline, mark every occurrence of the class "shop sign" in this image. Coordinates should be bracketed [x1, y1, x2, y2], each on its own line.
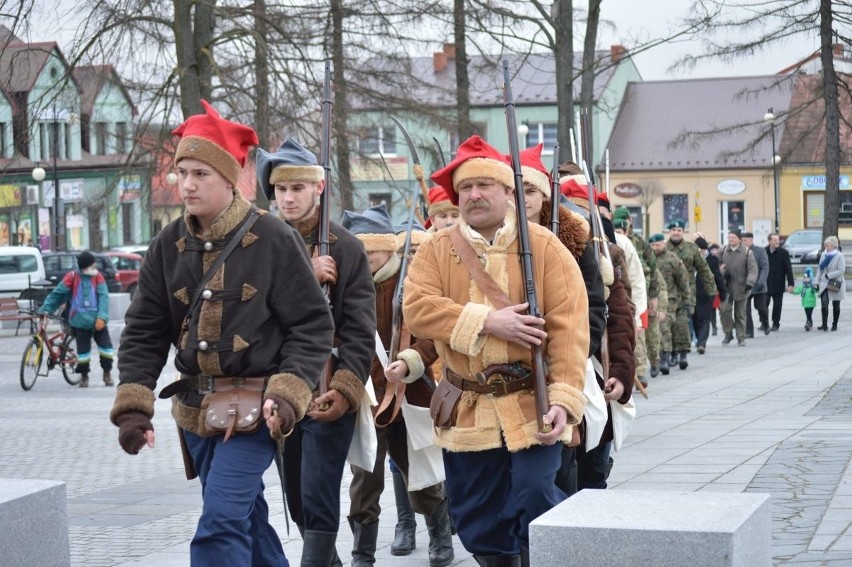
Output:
[716, 179, 745, 195]
[801, 175, 850, 190]
[613, 183, 642, 198]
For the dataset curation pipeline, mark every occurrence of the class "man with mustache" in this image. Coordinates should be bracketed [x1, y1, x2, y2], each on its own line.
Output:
[403, 135, 588, 566]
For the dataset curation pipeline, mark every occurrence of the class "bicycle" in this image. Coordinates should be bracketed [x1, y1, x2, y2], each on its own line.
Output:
[20, 311, 80, 391]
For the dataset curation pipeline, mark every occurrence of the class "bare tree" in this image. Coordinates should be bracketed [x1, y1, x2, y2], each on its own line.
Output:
[637, 177, 664, 234]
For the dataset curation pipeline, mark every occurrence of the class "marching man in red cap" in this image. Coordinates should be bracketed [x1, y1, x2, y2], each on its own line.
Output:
[110, 101, 334, 566]
[403, 135, 588, 566]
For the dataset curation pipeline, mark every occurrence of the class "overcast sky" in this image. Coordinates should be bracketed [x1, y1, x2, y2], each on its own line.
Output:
[26, 0, 819, 82]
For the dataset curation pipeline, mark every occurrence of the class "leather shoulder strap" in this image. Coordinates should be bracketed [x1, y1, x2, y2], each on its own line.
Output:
[448, 224, 512, 309]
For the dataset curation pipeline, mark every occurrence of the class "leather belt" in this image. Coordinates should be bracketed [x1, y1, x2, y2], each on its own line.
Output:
[444, 367, 534, 397]
[159, 374, 267, 399]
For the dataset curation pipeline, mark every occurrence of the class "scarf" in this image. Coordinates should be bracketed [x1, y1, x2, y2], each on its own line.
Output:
[819, 249, 837, 271]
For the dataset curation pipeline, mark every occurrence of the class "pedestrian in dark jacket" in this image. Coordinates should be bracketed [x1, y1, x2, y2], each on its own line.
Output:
[257, 137, 377, 566]
[109, 101, 335, 566]
[692, 236, 726, 354]
[743, 232, 770, 336]
[765, 233, 795, 331]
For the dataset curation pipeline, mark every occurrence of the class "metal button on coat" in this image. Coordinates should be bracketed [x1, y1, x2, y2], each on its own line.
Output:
[198, 341, 209, 351]
[204, 242, 213, 251]
[202, 289, 213, 300]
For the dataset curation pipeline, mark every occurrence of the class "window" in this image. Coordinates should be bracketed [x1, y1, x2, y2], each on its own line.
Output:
[369, 193, 392, 209]
[39, 123, 48, 161]
[0, 122, 6, 157]
[358, 126, 396, 156]
[663, 194, 689, 231]
[626, 206, 644, 236]
[116, 122, 128, 154]
[64, 122, 73, 159]
[49, 122, 60, 159]
[524, 122, 558, 153]
[95, 122, 108, 155]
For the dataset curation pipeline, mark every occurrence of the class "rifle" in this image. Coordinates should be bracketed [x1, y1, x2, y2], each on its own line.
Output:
[550, 144, 560, 235]
[318, 59, 333, 399]
[502, 60, 550, 433]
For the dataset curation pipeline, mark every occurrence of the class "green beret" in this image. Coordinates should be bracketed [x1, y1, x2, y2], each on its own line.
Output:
[613, 218, 629, 229]
[612, 206, 630, 222]
[649, 233, 665, 243]
[667, 219, 686, 229]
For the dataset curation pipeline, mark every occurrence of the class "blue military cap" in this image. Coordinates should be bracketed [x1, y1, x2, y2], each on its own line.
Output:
[649, 233, 665, 243]
[255, 137, 324, 199]
[341, 203, 399, 252]
[667, 218, 686, 230]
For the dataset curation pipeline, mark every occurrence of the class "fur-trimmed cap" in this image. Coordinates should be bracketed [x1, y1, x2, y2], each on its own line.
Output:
[173, 100, 258, 187]
[430, 135, 514, 205]
[519, 143, 551, 198]
[256, 137, 325, 199]
[560, 178, 596, 211]
[342, 203, 399, 252]
[394, 218, 431, 248]
[425, 186, 457, 228]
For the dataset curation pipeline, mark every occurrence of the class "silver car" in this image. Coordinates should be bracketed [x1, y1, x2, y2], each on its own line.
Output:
[782, 229, 822, 264]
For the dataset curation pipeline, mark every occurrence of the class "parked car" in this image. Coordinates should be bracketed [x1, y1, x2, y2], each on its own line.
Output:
[782, 229, 823, 264]
[103, 251, 143, 297]
[41, 252, 122, 293]
[111, 244, 148, 258]
[0, 246, 46, 297]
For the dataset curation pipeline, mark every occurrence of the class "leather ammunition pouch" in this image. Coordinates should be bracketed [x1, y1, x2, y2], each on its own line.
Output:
[430, 376, 463, 430]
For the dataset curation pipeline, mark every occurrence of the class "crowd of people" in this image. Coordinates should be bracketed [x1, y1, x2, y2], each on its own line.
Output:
[104, 101, 845, 567]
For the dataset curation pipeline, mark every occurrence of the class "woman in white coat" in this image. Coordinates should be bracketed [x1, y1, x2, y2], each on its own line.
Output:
[816, 236, 846, 331]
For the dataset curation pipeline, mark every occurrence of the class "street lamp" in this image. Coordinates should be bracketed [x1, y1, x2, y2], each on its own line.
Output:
[763, 108, 781, 234]
[517, 121, 529, 145]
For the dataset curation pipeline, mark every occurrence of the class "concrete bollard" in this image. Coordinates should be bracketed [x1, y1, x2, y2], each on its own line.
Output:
[530, 490, 771, 567]
[0, 478, 70, 567]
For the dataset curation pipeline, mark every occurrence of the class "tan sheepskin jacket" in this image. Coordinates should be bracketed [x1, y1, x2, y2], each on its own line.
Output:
[403, 207, 589, 452]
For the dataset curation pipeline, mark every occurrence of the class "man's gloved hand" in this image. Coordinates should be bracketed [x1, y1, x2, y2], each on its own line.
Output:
[745, 285, 753, 294]
[115, 412, 154, 455]
[95, 318, 107, 331]
[263, 396, 297, 440]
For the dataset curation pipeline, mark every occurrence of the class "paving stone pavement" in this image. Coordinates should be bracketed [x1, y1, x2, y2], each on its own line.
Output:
[0, 297, 849, 566]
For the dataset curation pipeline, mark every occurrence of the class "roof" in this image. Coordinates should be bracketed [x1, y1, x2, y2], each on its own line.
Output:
[780, 73, 852, 164]
[0, 41, 60, 94]
[605, 75, 797, 171]
[71, 65, 137, 117]
[350, 50, 622, 110]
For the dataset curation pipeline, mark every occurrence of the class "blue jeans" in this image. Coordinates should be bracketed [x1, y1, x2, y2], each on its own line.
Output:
[443, 443, 565, 556]
[279, 412, 356, 532]
[184, 423, 288, 567]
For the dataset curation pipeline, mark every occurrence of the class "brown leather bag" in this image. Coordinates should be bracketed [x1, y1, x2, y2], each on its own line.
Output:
[204, 378, 266, 442]
[430, 373, 463, 429]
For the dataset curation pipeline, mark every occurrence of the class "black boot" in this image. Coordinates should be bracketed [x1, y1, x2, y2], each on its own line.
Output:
[424, 498, 454, 567]
[659, 352, 669, 375]
[818, 305, 829, 330]
[79, 373, 89, 388]
[678, 350, 688, 370]
[390, 470, 416, 556]
[832, 304, 840, 331]
[650, 364, 659, 378]
[474, 555, 522, 567]
[349, 518, 378, 567]
[722, 332, 733, 345]
[669, 351, 678, 369]
[302, 530, 338, 567]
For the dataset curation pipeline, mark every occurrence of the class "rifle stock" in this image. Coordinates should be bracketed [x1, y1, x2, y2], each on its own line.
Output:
[503, 60, 550, 433]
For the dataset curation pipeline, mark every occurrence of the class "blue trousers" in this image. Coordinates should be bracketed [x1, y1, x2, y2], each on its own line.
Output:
[279, 412, 356, 532]
[443, 443, 565, 556]
[184, 423, 288, 567]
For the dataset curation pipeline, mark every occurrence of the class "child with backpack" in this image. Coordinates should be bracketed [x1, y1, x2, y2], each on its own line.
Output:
[40, 251, 114, 387]
[791, 267, 818, 331]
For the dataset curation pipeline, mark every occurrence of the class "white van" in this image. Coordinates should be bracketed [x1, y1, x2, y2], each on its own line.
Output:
[0, 246, 47, 297]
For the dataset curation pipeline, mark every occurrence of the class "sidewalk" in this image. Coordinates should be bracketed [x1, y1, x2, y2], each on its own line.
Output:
[0, 297, 849, 565]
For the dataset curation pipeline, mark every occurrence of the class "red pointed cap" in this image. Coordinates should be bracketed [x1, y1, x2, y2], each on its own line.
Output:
[519, 143, 551, 198]
[425, 185, 458, 229]
[430, 135, 514, 205]
[173, 100, 259, 186]
[560, 178, 595, 210]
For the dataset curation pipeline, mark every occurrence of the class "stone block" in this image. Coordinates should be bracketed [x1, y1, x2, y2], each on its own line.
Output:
[530, 490, 770, 567]
[0, 478, 69, 567]
[109, 292, 132, 322]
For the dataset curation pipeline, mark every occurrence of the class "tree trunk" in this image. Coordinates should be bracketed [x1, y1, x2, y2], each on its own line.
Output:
[331, 0, 354, 212]
[580, 0, 601, 167]
[173, 0, 215, 118]
[454, 0, 473, 142]
[820, 0, 839, 239]
[253, 0, 270, 209]
[554, 0, 574, 161]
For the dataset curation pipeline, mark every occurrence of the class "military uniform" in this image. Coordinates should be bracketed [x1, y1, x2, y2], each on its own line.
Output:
[667, 237, 717, 364]
[646, 268, 667, 376]
[654, 248, 691, 374]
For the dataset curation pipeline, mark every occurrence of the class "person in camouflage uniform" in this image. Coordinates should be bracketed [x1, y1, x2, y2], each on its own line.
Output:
[650, 233, 691, 375]
[665, 219, 717, 370]
[645, 268, 667, 377]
